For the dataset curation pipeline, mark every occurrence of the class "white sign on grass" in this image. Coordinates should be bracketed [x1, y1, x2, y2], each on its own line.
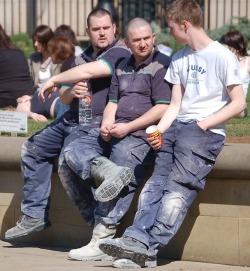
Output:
[0, 111, 27, 133]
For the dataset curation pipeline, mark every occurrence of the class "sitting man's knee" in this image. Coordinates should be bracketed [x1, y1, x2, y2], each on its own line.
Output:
[63, 146, 92, 180]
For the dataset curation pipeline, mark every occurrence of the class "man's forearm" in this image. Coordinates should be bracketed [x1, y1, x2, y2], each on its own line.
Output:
[101, 102, 117, 127]
[127, 104, 169, 132]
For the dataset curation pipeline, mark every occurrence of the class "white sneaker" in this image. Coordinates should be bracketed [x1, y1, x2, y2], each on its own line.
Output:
[112, 258, 157, 268]
[68, 243, 112, 261]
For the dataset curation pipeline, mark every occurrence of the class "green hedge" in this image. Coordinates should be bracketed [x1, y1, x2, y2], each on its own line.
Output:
[11, 32, 33, 58]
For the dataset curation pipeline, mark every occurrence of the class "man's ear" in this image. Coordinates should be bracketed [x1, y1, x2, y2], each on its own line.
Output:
[152, 33, 156, 45]
[182, 20, 189, 32]
[124, 38, 129, 48]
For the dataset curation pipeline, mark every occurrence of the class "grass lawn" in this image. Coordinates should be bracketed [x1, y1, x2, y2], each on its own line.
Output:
[226, 89, 250, 138]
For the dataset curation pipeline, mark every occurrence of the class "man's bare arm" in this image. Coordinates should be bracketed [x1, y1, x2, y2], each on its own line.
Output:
[39, 59, 112, 102]
[110, 103, 169, 138]
[59, 82, 88, 105]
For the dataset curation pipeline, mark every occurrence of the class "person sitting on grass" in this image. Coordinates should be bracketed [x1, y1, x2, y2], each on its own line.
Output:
[15, 37, 74, 122]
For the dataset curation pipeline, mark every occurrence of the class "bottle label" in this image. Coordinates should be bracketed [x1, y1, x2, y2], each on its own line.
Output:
[83, 93, 92, 105]
[79, 92, 92, 125]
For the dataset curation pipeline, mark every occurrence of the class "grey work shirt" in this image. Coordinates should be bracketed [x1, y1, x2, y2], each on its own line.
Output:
[108, 48, 172, 137]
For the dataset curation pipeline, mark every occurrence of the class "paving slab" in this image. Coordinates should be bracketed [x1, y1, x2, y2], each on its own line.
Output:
[1, 240, 250, 271]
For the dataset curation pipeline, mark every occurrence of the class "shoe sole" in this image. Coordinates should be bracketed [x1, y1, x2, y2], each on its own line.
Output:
[95, 168, 133, 202]
[5, 221, 51, 240]
[99, 241, 152, 265]
[68, 252, 113, 261]
[112, 259, 157, 268]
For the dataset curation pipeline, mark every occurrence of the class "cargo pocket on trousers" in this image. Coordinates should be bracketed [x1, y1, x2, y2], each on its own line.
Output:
[191, 148, 216, 188]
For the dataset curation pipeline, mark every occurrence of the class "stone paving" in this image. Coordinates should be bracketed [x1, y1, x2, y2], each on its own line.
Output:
[1, 240, 250, 271]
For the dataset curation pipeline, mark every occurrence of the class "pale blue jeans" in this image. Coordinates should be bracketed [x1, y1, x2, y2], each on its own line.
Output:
[123, 120, 225, 255]
[59, 128, 154, 226]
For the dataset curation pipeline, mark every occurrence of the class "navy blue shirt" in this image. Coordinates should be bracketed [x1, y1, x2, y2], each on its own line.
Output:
[64, 36, 131, 125]
[108, 49, 172, 137]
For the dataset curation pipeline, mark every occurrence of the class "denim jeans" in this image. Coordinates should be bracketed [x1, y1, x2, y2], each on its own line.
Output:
[60, 128, 155, 226]
[123, 120, 225, 255]
[21, 116, 95, 222]
[54, 99, 70, 119]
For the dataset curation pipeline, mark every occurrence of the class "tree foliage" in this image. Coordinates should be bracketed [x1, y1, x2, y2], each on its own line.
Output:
[206, 17, 250, 49]
[11, 32, 33, 58]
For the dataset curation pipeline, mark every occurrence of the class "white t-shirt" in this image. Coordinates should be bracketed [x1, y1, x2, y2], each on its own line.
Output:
[38, 61, 52, 89]
[165, 41, 242, 136]
[239, 56, 250, 97]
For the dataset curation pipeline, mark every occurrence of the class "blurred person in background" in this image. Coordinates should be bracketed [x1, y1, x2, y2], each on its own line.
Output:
[16, 37, 74, 122]
[220, 29, 250, 117]
[28, 25, 61, 91]
[54, 24, 83, 56]
[0, 24, 34, 108]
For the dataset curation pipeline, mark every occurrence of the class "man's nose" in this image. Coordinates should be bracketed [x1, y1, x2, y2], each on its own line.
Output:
[139, 39, 146, 47]
[99, 28, 105, 35]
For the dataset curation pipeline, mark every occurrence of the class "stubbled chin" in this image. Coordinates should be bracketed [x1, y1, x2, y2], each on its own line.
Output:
[98, 43, 108, 48]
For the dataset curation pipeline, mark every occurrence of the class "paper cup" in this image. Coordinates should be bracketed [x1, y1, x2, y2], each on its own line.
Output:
[146, 125, 162, 144]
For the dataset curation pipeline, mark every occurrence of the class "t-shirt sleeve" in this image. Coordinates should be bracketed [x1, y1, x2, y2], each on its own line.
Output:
[152, 67, 172, 104]
[164, 51, 182, 85]
[165, 59, 181, 85]
[220, 52, 242, 87]
[99, 47, 131, 76]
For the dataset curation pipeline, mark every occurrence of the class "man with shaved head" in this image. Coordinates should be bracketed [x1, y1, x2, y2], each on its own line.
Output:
[51, 17, 172, 265]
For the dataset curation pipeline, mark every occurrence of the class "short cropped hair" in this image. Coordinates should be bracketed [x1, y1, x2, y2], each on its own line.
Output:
[87, 8, 114, 28]
[165, 0, 203, 28]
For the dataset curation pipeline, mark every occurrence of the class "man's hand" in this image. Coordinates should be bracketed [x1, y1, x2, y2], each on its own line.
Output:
[109, 123, 130, 138]
[39, 79, 57, 102]
[29, 112, 48, 122]
[147, 136, 162, 150]
[100, 125, 112, 142]
[71, 81, 89, 99]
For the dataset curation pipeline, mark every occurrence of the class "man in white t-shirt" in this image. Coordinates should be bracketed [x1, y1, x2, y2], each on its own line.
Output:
[98, 0, 246, 268]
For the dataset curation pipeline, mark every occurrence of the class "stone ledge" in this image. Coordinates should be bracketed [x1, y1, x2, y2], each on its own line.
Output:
[211, 142, 250, 179]
[0, 137, 25, 170]
[1, 137, 249, 178]
[0, 136, 250, 267]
